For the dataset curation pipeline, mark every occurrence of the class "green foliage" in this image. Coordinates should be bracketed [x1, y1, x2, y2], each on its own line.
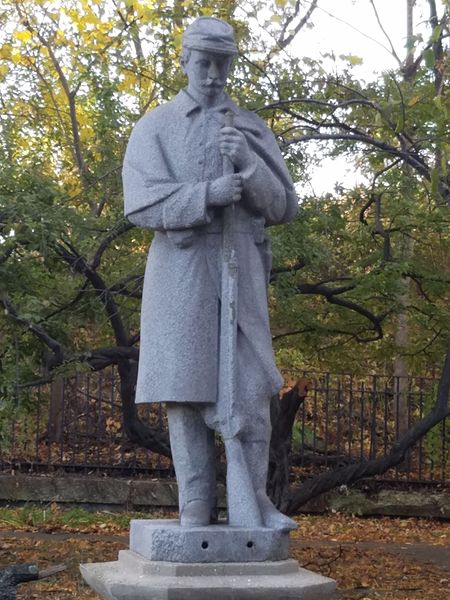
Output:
[291, 422, 325, 452]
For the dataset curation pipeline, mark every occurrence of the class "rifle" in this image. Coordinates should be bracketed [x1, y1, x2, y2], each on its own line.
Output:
[219, 110, 262, 527]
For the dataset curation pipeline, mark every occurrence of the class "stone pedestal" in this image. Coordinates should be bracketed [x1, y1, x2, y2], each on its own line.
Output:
[129, 519, 289, 563]
[80, 520, 337, 599]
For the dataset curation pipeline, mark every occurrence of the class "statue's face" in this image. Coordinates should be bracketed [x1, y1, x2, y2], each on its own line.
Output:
[182, 49, 232, 99]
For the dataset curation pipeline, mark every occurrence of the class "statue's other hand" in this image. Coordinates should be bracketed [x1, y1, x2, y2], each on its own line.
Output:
[208, 174, 242, 207]
[220, 127, 253, 171]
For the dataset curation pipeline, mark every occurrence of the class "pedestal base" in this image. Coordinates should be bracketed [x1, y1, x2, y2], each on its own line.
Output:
[130, 519, 289, 562]
[80, 550, 337, 600]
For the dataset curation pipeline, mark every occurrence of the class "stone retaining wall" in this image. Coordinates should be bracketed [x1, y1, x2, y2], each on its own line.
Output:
[0, 474, 448, 519]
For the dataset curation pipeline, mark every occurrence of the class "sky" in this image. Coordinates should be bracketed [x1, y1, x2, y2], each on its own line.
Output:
[293, 0, 415, 75]
[286, 0, 434, 195]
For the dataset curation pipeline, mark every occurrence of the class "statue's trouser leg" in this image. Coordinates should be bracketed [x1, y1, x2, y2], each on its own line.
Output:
[223, 435, 263, 528]
[166, 403, 216, 526]
[231, 337, 296, 530]
[243, 439, 297, 531]
[214, 330, 272, 528]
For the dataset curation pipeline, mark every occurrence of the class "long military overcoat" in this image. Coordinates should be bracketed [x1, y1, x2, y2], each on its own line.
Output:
[123, 90, 298, 424]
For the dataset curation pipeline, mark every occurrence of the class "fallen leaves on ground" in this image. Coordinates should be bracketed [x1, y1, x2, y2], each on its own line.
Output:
[1, 506, 449, 546]
[0, 510, 449, 599]
[292, 545, 448, 600]
[0, 533, 448, 600]
[292, 513, 450, 545]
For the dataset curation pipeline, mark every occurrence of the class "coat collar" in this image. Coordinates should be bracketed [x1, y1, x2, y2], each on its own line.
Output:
[169, 91, 294, 191]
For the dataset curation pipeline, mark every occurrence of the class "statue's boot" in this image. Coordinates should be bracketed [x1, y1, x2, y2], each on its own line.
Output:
[243, 440, 297, 531]
[167, 403, 217, 527]
[180, 499, 212, 527]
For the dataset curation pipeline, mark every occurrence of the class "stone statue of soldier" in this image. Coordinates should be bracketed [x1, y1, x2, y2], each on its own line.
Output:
[123, 17, 298, 531]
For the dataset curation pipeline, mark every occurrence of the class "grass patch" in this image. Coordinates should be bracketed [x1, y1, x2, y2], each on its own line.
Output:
[0, 504, 174, 533]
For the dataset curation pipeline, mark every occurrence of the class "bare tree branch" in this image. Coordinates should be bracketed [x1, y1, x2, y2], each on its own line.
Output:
[313, 3, 399, 58]
[16, 9, 90, 184]
[295, 281, 387, 342]
[276, 0, 319, 52]
[283, 132, 431, 180]
[110, 273, 144, 299]
[272, 328, 313, 342]
[1, 295, 65, 362]
[79, 345, 139, 370]
[369, 0, 402, 66]
[90, 219, 134, 270]
[54, 240, 129, 346]
[270, 259, 306, 281]
[257, 97, 381, 113]
[36, 282, 89, 325]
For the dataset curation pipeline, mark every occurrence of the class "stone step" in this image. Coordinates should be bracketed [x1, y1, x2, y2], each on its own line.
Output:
[80, 551, 336, 600]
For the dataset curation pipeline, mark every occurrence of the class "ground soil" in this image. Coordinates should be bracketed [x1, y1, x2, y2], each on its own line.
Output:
[0, 512, 449, 599]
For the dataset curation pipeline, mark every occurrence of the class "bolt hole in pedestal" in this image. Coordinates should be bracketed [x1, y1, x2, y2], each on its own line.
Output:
[246, 541, 254, 548]
[201, 541, 209, 549]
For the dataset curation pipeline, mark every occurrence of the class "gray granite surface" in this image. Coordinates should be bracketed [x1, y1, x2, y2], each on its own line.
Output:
[129, 519, 289, 563]
[80, 550, 337, 600]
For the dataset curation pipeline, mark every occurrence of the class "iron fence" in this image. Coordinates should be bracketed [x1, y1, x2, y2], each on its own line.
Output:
[291, 373, 448, 484]
[0, 369, 448, 485]
[0, 369, 172, 477]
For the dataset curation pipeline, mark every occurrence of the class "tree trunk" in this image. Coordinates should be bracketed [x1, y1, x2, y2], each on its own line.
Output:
[393, 1, 416, 436]
[405, 0, 415, 70]
[117, 358, 171, 457]
[47, 377, 64, 443]
[268, 379, 309, 509]
[393, 230, 415, 438]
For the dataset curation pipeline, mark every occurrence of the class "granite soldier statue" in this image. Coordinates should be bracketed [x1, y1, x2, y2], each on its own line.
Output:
[123, 17, 298, 530]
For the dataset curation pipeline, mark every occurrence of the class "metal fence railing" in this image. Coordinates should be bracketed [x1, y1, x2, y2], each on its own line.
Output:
[290, 373, 448, 484]
[0, 369, 172, 477]
[0, 370, 448, 484]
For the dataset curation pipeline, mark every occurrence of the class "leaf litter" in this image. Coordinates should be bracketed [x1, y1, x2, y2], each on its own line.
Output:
[0, 508, 448, 599]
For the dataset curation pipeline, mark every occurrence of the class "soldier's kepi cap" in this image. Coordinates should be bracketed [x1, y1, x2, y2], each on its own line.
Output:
[182, 17, 237, 55]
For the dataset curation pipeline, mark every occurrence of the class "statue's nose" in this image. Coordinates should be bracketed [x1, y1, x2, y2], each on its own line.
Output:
[207, 61, 220, 80]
